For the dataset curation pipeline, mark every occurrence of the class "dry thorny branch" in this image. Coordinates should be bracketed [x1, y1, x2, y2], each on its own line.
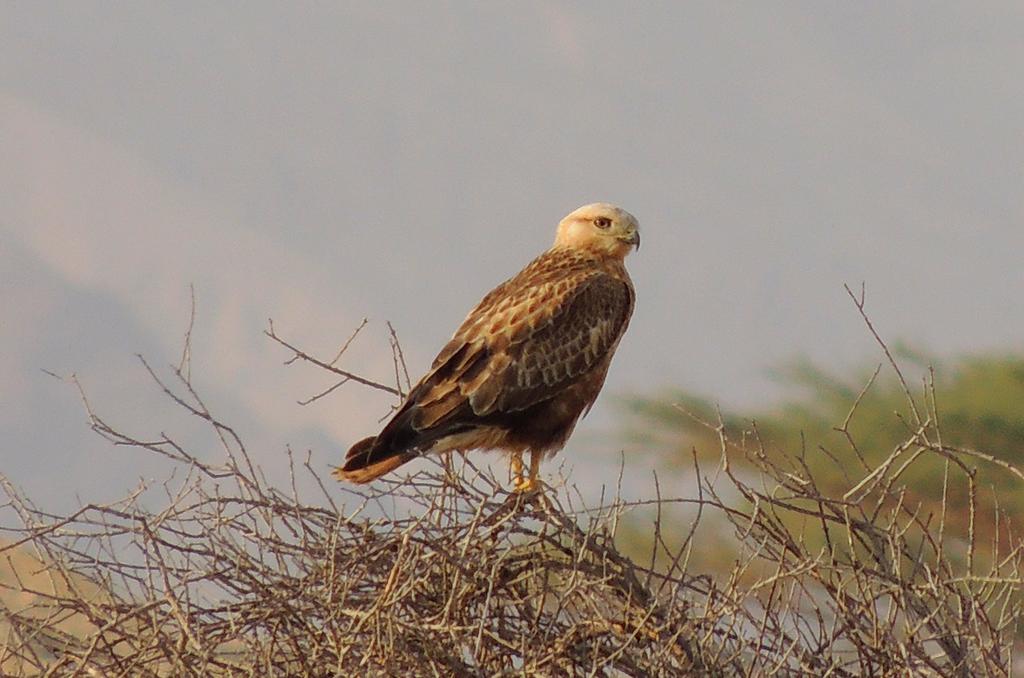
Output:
[2, 292, 1023, 676]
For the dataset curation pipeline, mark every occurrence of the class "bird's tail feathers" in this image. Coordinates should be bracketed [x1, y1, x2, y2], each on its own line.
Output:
[332, 435, 418, 484]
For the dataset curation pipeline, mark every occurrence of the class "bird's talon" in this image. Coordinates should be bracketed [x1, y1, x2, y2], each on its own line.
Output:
[513, 476, 541, 494]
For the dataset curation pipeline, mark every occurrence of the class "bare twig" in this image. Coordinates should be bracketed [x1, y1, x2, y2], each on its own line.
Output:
[2, 298, 1021, 676]
[265, 318, 401, 397]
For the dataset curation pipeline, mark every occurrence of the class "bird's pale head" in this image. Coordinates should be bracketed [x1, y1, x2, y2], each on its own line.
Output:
[554, 203, 640, 259]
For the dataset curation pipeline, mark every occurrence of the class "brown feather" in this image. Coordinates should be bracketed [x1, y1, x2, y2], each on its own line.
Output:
[333, 436, 417, 483]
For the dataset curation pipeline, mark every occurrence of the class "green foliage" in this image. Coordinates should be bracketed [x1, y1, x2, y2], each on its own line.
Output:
[620, 350, 1024, 553]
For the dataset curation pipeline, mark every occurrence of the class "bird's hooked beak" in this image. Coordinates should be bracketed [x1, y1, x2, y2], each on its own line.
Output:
[619, 227, 640, 251]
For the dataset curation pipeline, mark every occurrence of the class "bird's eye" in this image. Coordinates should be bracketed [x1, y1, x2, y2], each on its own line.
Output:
[593, 217, 612, 229]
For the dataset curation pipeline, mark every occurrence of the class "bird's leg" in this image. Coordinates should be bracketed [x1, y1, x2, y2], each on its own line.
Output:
[528, 449, 542, 489]
[512, 450, 543, 494]
[510, 451, 525, 489]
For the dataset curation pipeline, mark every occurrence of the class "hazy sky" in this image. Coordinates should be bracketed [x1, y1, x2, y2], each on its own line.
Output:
[3, 3, 1023, 509]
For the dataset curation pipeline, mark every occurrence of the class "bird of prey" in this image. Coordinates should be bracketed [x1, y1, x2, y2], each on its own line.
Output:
[334, 203, 639, 492]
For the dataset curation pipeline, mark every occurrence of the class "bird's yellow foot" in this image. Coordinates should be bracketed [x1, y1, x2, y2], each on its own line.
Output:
[509, 450, 544, 494]
[513, 474, 541, 494]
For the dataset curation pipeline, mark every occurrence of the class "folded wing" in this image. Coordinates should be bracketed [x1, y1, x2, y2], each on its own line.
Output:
[335, 257, 633, 483]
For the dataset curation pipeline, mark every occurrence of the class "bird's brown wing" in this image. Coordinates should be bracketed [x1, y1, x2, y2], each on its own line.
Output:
[400, 270, 631, 431]
[466, 272, 632, 415]
[337, 261, 632, 482]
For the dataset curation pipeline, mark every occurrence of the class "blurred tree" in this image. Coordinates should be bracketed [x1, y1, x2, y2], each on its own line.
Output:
[617, 350, 1024, 567]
